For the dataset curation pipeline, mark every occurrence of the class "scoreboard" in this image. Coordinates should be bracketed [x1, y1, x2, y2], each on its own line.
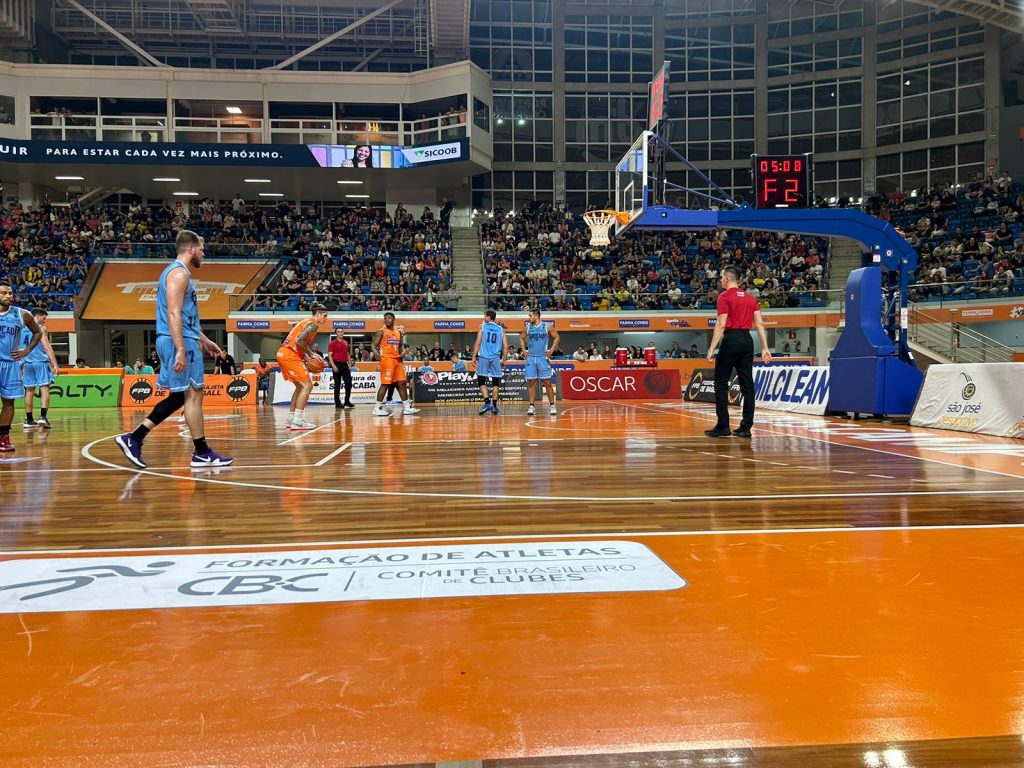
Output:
[751, 154, 813, 208]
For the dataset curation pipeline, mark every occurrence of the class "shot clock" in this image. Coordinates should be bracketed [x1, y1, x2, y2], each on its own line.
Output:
[751, 154, 813, 208]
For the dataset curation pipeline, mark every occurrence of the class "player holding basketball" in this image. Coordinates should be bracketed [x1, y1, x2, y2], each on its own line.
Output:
[0, 282, 42, 453]
[276, 303, 329, 430]
[524, 307, 559, 416]
[116, 230, 232, 468]
[372, 312, 419, 416]
[473, 308, 507, 416]
[21, 307, 60, 430]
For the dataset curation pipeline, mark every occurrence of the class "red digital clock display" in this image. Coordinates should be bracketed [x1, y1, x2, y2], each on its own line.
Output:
[752, 154, 812, 208]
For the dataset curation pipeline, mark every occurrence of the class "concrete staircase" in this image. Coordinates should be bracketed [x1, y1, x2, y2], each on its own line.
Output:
[827, 236, 864, 297]
[450, 226, 486, 310]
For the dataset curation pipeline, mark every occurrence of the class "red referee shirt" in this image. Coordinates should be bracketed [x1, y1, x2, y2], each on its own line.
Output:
[716, 287, 759, 330]
[327, 338, 350, 363]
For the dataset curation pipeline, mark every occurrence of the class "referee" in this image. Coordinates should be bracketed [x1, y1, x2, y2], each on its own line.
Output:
[704, 266, 772, 438]
[328, 329, 354, 409]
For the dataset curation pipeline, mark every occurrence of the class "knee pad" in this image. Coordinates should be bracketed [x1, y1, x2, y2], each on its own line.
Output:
[490, 377, 503, 388]
[477, 375, 489, 387]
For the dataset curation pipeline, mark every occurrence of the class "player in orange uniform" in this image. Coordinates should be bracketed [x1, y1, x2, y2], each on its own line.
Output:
[371, 312, 419, 416]
[276, 303, 329, 430]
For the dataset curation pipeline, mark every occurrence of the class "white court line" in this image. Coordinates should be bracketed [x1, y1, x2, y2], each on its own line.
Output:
[611, 400, 1024, 482]
[78, 434, 1024, 505]
[277, 417, 346, 446]
[0, 463, 317, 475]
[7, 520, 1024, 557]
[314, 443, 351, 467]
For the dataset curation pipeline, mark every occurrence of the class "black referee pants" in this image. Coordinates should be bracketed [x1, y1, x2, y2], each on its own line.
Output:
[332, 362, 353, 405]
[714, 330, 755, 430]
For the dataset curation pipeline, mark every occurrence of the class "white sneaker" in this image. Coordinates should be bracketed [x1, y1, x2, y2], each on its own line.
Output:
[401, 406, 421, 415]
[549, 404, 558, 415]
[373, 405, 391, 417]
[526, 405, 536, 416]
[287, 419, 316, 431]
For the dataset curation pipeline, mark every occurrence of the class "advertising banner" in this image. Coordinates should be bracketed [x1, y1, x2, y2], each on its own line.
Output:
[84, 261, 270, 322]
[270, 370, 381, 406]
[0, 138, 469, 169]
[910, 363, 1024, 438]
[753, 365, 830, 415]
[121, 373, 257, 407]
[11, 373, 120, 409]
[561, 369, 681, 401]
[683, 368, 739, 405]
[414, 369, 528, 404]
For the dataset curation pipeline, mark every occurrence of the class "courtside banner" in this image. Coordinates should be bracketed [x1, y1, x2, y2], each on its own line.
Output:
[561, 369, 680, 400]
[271, 370, 380, 405]
[11, 373, 120, 409]
[754, 365, 830, 415]
[84, 261, 271, 322]
[414, 369, 529, 404]
[121, 373, 257, 408]
[910, 363, 1024, 438]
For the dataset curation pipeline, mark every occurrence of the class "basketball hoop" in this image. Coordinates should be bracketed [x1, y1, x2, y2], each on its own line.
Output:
[583, 209, 628, 247]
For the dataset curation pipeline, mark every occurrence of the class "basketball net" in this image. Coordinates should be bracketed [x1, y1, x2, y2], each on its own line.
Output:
[583, 209, 628, 247]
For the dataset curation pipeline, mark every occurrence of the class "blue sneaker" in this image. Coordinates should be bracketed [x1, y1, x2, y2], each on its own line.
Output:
[478, 402, 493, 415]
[491, 404, 501, 416]
[190, 450, 234, 469]
[115, 433, 147, 468]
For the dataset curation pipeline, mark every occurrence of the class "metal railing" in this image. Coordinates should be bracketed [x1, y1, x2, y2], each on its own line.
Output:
[909, 305, 1017, 363]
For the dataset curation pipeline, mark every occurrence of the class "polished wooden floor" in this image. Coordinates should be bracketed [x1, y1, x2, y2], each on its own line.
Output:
[2, 400, 1024, 767]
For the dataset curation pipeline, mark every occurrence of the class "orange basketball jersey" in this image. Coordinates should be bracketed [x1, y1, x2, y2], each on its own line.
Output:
[379, 326, 402, 359]
[283, 318, 318, 357]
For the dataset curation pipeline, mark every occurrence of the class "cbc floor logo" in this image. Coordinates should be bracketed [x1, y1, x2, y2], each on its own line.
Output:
[226, 376, 251, 402]
[128, 378, 154, 403]
[960, 372, 976, 400]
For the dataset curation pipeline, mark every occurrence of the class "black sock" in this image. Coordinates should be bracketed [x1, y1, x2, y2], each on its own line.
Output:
[131, 423, 151, 444]
[0, 425, 9, 438]
[193, 437, 210, 454]
[26, 411, 33, 421]
[40, 408, 47, 419]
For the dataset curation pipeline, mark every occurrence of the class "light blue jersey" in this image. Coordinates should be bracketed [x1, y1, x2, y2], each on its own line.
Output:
[20, 326, 48, 364]
[478, 321, 504, 359]
[0, 305, 25, 362]
[526, 321, 550, 358]
[156, 261, 201, 340]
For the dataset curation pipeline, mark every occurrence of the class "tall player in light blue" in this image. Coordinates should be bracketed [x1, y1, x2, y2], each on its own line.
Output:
[21, 307, 60, 430]
[524, 307, 560, 416]
[0, 280, 42, 454]
[116, 230, 233, 469]
[473, 308, 508, 416]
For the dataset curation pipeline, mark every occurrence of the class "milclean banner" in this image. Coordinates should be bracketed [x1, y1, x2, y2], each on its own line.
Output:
[754, 365, 830, 415]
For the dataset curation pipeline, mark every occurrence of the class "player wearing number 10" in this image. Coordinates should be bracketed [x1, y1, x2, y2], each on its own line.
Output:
[474, 308, 507, 416]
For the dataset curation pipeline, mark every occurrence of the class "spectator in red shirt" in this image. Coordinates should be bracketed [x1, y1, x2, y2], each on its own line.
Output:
[705, 266, 772, 438]
[328, 329, 354, 409]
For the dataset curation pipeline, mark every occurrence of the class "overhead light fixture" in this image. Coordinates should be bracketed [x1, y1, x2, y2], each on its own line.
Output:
[153, 177, 180, 182]
[226, 106, 243, 114]
[345, 194, 370, 199]
[496, 118, 504, 125]
[258, 192, 284, 197]
[173, 191, 199, 197]
[55, 175, 84, 181]
[336, 180, 363, 185]
[904, 79, 911, 86]
[244, 178, 271, 183]
[517, 118, 526, 126]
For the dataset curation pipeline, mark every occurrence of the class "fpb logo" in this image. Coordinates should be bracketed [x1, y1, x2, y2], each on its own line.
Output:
[226, 377, 252, 402]
[128, 378, 154, 404]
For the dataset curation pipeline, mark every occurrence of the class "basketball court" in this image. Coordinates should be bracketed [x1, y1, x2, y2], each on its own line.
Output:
[3, 401, 1024, 767]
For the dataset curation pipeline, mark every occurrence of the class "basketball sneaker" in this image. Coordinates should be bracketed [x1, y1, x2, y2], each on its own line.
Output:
[115, 433, 146, 468]
[549, 404, 558, 415]
[491, 404, 501, 416]
[401, 406, 421, 415]
[288, 419, 316, 431]
[372, 404, 391, 417]
[526, 405, 536, 416]
[190, 450, 234, 468]
[22, 419, 38, 430]
[36, 418, 51, 430]
[478, 402, 493, 415]
[0, 435, 13, 453]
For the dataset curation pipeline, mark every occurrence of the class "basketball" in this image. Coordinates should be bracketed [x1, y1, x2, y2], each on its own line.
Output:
[306, 356, 326, 373]
[644, 370, 673, 396]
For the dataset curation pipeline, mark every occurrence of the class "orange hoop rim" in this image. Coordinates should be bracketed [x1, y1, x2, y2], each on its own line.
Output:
[583, 209, 631, 226]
